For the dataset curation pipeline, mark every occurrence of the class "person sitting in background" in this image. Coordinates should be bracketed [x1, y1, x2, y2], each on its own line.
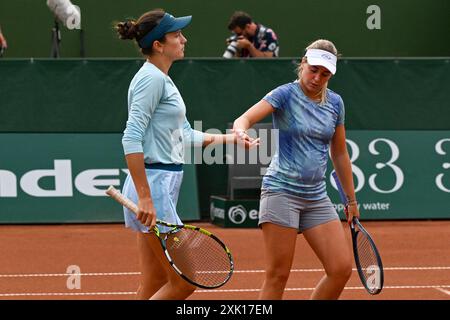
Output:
[223, 11, 279, 58]
[0, 25, 7, 57]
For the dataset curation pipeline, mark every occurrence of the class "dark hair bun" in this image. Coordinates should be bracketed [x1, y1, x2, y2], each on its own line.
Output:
[116, 19, 137, 40]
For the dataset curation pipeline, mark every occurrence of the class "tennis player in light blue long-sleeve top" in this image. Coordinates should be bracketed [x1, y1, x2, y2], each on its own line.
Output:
[116, 9, 257, 300]
[122, 61, 204, 163]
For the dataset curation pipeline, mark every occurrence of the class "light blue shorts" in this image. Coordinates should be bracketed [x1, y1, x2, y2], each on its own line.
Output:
[122, 168, 183, 234]
[259, 188, 339, 233]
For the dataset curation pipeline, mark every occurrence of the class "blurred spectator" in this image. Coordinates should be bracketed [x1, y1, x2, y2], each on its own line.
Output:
[0, 25, 7, 57]
[223, 11, 279, 58]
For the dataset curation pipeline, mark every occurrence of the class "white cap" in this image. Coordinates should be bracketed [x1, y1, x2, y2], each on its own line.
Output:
[304, 49, 337, 74]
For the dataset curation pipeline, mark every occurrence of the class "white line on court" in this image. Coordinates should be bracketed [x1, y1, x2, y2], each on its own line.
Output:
[196, 285, 450, 294]
[0, 272, 140, 278]
[1, 285, 450, 297]
[235, 266, 450, 273]
[0, 292, 136, 297]
[434, 287, 450, 296]
[0, 266, 449, 278]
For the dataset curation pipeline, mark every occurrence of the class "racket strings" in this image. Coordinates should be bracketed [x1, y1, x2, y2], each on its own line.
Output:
[355, 231, 381, 290]
[165, 228, 232, 288]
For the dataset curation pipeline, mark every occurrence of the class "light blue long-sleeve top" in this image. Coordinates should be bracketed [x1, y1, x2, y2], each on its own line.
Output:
[122, 61, 204, 164]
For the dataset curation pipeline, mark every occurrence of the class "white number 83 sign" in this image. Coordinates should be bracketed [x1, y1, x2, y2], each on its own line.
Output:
[330, 138, 404, 194]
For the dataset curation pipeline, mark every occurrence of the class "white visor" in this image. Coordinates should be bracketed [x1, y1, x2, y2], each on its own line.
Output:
[304, 49, 337, 74]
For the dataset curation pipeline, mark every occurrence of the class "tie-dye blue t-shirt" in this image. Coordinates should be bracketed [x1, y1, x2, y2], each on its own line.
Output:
[262, 80, 345, 200]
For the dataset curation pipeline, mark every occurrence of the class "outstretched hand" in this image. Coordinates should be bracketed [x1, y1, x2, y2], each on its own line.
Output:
[232, 128, 260, 148]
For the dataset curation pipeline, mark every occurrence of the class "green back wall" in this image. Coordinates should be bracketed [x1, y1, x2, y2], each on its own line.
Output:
[1, 58, 449, 216]
[0, 0, 449, 58]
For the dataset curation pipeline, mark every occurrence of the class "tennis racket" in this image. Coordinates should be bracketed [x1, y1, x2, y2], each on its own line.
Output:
[332, 172, 384, 295]
[105, 186, 234, 289]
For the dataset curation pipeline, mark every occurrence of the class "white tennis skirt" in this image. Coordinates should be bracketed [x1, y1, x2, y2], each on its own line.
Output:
[122, 168, 183, 233]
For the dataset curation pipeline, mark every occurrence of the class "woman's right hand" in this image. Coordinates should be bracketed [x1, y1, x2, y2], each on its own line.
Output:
[232, 128, 260, 148]
[137, 197, 157, 229]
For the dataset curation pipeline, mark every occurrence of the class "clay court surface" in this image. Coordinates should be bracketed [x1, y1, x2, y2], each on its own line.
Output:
[0, 220, 449, 300]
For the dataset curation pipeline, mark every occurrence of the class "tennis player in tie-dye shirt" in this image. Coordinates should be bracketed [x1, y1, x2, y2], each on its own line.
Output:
[233, 39, 359, 300]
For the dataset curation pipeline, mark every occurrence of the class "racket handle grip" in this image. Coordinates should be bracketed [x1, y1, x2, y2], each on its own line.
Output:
[106, 186, 139, 214]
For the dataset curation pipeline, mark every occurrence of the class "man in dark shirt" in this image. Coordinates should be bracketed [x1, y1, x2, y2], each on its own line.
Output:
[224, 11, 279, 58]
